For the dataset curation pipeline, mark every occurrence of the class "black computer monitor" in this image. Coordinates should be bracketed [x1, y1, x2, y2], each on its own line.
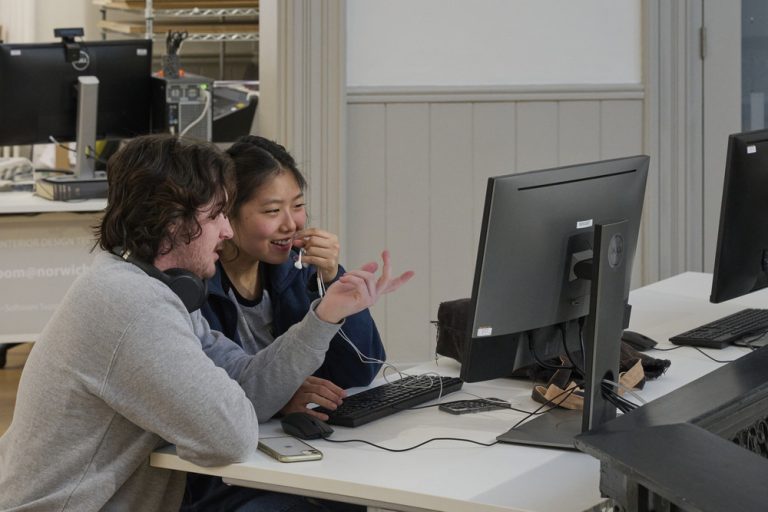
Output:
[460, 155, 649, 448]
[0, 39, 152, 147]
[710, 129, 768, 303]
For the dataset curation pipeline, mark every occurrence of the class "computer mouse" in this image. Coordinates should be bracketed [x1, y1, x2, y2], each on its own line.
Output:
[280, 412, 334, 440]
[621, 330, 658, 351]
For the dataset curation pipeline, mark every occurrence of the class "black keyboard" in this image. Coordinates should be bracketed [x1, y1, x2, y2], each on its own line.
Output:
[314, 375, 463, 427]
[669, 308, 768, 349]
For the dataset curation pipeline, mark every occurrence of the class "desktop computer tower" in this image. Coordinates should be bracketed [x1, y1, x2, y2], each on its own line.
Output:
[151, 75, 213, 141]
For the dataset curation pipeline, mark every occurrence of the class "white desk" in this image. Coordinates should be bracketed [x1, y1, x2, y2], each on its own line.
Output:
[151, 272, 760, 512]
[0, 192, 104, 343]
[0, 191, 105, 215]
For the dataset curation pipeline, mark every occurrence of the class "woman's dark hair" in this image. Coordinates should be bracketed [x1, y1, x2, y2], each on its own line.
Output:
[225, 135, 306, 219]
[95, 134, 235, 263]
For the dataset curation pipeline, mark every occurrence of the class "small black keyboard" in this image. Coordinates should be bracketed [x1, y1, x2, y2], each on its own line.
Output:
[670, 308, 768, 349]
[314, 375, 463, 427]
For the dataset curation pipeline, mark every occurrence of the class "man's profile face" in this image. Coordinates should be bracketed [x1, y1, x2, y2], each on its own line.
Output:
[164, 204, 233, 279]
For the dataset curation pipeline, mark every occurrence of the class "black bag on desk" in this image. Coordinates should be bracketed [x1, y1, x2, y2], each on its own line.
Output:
[434, 297, 549, 377]
[435, 298, 560, 381]
[434, 298, 471, 364]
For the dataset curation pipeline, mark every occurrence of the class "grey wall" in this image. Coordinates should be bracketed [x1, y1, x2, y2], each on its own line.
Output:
[346, 85, 644, 365]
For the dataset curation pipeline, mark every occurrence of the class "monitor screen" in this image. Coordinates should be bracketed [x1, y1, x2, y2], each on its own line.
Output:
[0, 39, 152, 146]
[710, 129, 768, 303]
[460, 155, 649, 383]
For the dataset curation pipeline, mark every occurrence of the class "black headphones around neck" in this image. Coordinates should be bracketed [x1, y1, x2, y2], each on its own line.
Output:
[115, 247, 208, 313]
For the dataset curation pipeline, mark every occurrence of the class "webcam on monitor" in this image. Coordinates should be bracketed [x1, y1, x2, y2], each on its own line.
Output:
[54, 27, 84, 63]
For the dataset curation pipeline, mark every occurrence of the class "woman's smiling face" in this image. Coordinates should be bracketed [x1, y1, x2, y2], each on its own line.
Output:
[229, 171, 307, 264]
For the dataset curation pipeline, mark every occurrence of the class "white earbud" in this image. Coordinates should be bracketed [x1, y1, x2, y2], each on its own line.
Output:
[294, 249, 303, 269]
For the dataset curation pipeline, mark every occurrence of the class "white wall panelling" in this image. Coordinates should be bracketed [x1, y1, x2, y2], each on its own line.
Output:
[347, 104, 389, 344]
[642, 1, 708, 286]
[347, 85, 644, 365]
[382, 103, 432, 365]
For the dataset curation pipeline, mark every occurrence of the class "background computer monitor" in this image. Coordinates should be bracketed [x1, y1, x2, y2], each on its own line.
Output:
[710, 129, 768, 303]
[0, 39, 152, 146]
[461, 155, 649, 385]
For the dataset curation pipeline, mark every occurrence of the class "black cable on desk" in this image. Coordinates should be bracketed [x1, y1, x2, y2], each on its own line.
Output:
[508, 385, 580, 431]
[654, 344, 747, 364]
[322, 436, 498, 453]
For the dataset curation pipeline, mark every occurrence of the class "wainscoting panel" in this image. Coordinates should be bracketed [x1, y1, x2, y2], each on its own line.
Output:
[600, 100, 644, 159]
[558, 101, 601, 164]
[346, 85, 644, 365]
[471, 103, 517, 243]
[517, 101, 560, 172]
[428, 103, 475, 336]
[383, 104, 433, 364]
[346, 104, 389, 344]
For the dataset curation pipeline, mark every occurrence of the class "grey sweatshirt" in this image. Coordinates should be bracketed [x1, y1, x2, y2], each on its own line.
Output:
[0, 251, 339, 511]
[194, 290, 334, 422]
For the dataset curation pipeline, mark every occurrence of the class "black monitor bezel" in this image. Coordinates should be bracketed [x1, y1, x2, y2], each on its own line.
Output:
[710, 129, 768, 303]
[0, 39, 153, 146]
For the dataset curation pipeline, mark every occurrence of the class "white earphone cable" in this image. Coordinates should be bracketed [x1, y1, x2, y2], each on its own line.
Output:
[316, 271, 446, 396]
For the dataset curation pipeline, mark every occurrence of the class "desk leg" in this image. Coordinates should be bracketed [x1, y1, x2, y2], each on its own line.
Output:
[0, 343, 22, 369]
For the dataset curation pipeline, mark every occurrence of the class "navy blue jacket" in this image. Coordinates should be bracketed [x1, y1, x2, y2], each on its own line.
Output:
[203, 252, 385, 389]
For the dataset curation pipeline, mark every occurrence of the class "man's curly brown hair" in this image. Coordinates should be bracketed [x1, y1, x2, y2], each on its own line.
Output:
[95, 134, 235, 263]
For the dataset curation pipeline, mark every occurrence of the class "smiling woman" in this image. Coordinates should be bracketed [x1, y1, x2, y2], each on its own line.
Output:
[226, 171, 308, 280]
[181, 135, 412, 512]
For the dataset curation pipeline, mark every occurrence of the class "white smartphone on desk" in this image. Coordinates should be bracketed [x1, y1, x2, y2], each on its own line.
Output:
[257, 436, 323, 463]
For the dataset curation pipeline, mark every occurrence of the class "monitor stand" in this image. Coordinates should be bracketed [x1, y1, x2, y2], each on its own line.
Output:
[36, 76, 108, 201]
[497, 219, 631, 450]
[497, 407, 581, 449]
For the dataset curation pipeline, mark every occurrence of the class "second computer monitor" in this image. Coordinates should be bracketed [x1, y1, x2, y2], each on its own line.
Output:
[0, 39, 152, 146]
[710, 129, 768, 303]
[460, 155, 649, 383]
